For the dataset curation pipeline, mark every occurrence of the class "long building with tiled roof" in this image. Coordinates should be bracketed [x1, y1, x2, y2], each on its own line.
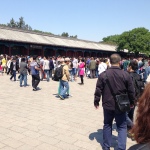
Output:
[0, 26, 117, 57]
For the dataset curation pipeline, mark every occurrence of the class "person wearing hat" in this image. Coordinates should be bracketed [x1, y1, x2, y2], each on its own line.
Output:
[57, 58, 70, 96]
[58, 58, 70, 100]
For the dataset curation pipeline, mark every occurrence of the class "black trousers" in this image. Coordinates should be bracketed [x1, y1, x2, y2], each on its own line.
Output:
[80, 75, 84, 84]
[7, 68, 11, 75]
[90, 69, 95, 78]
[32, 74, 40, 89]
[49, 69, 53, 78]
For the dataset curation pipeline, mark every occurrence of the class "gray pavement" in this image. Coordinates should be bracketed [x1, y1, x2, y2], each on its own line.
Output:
[0, 74, 136, 150]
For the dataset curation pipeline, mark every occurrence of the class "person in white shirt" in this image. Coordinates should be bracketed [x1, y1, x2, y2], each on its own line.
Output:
[98, 59, 107, 75]
[72, 57, 78, 81]
[43, 56, 50, 82]
[7, 57, 12, 75]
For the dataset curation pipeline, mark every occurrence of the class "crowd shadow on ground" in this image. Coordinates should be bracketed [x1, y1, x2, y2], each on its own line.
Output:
[89, 123, 118, 150]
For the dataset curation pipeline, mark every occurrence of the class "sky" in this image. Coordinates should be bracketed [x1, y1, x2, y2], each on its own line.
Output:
[0, 0, 150, 42]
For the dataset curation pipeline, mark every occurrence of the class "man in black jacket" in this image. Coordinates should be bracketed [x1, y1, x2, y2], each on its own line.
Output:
[49, 57, 54, 79]
[94, 54, 135, 150]
[10, 57, 18, 81]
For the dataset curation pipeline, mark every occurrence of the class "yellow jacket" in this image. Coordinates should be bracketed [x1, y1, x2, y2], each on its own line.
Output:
[62, 64, 70, 81]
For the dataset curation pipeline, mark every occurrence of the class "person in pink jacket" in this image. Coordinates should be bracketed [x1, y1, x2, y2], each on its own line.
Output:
[79, 59, 85, 85]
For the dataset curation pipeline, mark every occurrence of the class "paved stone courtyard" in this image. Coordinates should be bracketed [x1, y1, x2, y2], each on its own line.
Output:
[0, 74, 136, 150]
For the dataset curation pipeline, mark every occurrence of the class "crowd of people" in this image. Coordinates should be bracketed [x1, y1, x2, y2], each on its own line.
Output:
[0, 53, 150, 149]
[94, 54, 149, 150]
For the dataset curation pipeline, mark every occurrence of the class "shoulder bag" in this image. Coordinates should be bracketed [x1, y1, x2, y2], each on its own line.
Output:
[105, 72, 131, 113]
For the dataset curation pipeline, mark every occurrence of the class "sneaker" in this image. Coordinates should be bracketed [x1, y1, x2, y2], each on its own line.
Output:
[36, 87, 41, 90]
[58, 95, 65, 100]
[33, 88, 37, 91]
[67, 94, 72, 97]
[20, 85, 23, 87]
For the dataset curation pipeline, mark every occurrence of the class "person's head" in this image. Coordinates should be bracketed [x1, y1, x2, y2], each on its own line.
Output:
[104, 58, 108, 63]
[33, 55, 37, 61]
[44, 56, 48, 60]
[60, 58, 64, 64]
[127, 60, 138, 72]
[110, 54, 121, 66]
[131, 83, 150, 144]
[100, 58, 104, 62]
[7, 57, 10, 60]
[21, 58, 25, 62]
[12, 58, 16, 62]
[65, 58, 70, 65]
[81, 59, 85, 62]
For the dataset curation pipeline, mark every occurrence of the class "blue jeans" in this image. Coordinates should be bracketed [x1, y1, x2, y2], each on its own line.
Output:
[103, 109, 127, 150]
[126, 113, 133, 128]
[44, 70, 50, 81]
[95, 68, 98, 78]
[69, 69, 73, 81]
[10, 70, 16, 81]
[72, 68, 77, 76]
[20, 74, 27, 86]
[60, 80, 69, 98]
[144, 66, 150, 82]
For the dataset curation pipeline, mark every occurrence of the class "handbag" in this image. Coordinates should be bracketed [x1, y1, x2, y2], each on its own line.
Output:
[105, 72, 131, 113]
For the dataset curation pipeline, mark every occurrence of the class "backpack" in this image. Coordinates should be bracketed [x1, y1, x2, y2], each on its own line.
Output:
[130, 72, 144, 100]
[53, 65, 64, 81]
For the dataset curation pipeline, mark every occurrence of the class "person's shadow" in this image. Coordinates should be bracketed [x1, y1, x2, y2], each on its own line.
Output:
[89, 123, 118, 150]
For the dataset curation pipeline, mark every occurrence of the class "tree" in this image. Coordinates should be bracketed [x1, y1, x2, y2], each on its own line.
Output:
[25, 24, 32, 30]
[7, 18, 16, 28]
[33, 29, 52, 34]
[101, 35, 120, 45]
[7, 17, 32, 30]
[117, 27, 150, 55]
[61, 32, 69, 37]
[70, 35, 77, 39]
[17, 17, 25, 29]
[0, 24, 7, 27]
[61, 32, 78, 38]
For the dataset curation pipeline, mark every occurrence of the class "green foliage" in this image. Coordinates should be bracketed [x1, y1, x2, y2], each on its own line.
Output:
[117, 27, 150, 55]
[61, 32, 69, 37]
[70, 35, 78, 38]
[103, 27, 150, 55]
[33, 29, 53, 35]
[0, 24, 7, 27]
[7, 17, 32, 30]
[7, 18, 16, 27]
[102, 35, 120, 45]
[1, 17, 77, 38]
[17, 17, 25, 28]
[61, 32, 77, 38]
